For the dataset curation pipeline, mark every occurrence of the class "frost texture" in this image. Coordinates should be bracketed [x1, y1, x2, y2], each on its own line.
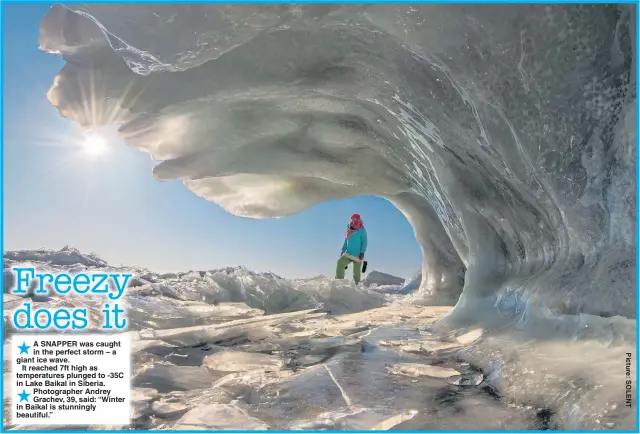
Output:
[4, 250, 636, 429]
[38, 4, 635, 325]
[3, 248, 387, 326]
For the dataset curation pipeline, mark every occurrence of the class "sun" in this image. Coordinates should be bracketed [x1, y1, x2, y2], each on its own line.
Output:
[81, 133, 108, 156]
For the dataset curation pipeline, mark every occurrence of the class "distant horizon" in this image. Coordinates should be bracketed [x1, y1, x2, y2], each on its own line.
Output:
[3, 244, 414, 281]
[3, 3, 423, 281]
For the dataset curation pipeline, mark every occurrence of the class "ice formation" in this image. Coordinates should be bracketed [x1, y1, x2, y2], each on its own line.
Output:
[2, 249, 635, 429]
[3, 248, 387, 324]
[25, 3, 638, 429]
[38, 4, 635, 323]
[362, 271, 405, 287]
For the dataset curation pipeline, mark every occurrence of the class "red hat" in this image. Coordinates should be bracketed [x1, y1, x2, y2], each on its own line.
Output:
[350, 214, 363, 229]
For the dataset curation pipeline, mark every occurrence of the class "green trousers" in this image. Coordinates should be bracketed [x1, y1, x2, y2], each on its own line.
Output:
[336, 255, 362, 284]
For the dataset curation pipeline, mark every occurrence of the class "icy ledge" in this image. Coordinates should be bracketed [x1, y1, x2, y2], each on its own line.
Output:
[38, 5, 635, 327]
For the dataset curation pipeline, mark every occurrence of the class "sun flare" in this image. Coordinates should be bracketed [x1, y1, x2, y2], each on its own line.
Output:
[81, 134, 108, 156]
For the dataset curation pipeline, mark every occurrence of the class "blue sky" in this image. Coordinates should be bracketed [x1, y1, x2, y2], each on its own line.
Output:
[2, 3, 421, 279]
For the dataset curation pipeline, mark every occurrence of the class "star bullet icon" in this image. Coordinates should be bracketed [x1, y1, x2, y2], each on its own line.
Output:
[17, 342, 31, 355]
[18, 390, 30, 402]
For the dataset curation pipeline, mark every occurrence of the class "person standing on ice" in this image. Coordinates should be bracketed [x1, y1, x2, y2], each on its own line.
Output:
[336, 214, 368, 285]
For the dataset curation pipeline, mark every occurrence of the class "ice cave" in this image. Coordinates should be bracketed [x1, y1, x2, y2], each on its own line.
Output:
[2, 3, 636, 431]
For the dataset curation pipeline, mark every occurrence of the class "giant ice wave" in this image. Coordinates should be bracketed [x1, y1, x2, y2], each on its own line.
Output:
[28, 3, 639, 429]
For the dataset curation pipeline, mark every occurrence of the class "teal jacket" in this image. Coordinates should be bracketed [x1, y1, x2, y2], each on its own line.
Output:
[341, 227, 368, 257]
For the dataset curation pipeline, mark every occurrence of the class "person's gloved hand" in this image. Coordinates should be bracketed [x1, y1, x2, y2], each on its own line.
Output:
[359, 254, 364, 260]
